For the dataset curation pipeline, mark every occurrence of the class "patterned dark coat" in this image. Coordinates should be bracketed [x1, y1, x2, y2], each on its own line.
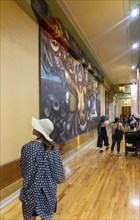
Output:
[20, 141, 65, 220]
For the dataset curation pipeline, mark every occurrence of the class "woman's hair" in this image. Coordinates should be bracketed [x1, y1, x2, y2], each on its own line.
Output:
[101, 115, 106, 123]
[114, 117, 119, 123]
[36, 134, 55, 150]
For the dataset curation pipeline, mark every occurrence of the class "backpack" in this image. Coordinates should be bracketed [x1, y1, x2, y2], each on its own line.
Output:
[114, 124, 123, 140]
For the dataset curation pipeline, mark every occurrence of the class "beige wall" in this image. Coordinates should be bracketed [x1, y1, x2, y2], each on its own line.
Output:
[1, 1, 39, 165]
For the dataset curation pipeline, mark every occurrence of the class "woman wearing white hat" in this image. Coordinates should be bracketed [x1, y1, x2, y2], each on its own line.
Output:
[134, 114, 140, 131]
[20, 117, 65, 220]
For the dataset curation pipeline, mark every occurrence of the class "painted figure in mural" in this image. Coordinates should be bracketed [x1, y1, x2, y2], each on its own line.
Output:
[64, 61, 88, 132]
[41, 32, 64, 81]
[41, 30, 68, 142]
[20, 117, 65, 220]
[64, 55, 100, 133]
[97, 115, 109, 153]
[86, 74, 98, 120]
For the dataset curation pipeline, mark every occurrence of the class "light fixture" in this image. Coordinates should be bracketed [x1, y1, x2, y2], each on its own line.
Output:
[131, 8, 139, 17]
[131, 65, 135, 69]
[132, 43, 139, 49]
[131, 3, 140, 17]
[119, 86, 125, 92]
[124, 100, 128, 104]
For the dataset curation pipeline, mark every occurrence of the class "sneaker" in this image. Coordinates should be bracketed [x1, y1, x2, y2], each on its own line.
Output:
[117, 153, 121, 156]
[106, 146, 109, 151]
[100, 150, 103, 153]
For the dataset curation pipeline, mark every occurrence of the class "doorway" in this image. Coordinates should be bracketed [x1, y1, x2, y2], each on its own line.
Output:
[122, 106, 131, 116]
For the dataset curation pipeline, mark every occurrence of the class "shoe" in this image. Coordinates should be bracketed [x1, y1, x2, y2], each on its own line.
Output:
[106, 146, 109, 151]
[100, 150, 103, 153]
[117, 153, 121, 156]
[110, 151, 113, 156]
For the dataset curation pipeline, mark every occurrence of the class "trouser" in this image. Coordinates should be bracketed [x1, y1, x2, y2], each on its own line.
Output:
[111, 135, 121, 153]
[97, 133, 109, 148]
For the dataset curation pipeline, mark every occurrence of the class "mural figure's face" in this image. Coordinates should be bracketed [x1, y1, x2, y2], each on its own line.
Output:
[77, 68, 82, 83]
[54, 54, 61, 69]
[54, 21, 63, 38]
[50, 39, 59, 52]
[66, 57, 75, 74]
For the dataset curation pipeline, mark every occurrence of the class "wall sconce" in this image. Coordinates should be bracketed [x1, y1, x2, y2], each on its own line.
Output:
[119, 86, 125, 92]
[124, 100, 128, 104]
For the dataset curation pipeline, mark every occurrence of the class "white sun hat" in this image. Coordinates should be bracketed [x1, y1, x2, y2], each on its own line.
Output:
[31, 117, 54, 142]
[134, 114, 140, 120]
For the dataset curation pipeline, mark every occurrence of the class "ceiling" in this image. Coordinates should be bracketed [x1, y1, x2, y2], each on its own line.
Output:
[57, 0, 140, 86]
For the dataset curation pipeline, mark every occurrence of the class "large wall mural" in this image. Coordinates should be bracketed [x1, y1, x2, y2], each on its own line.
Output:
[31, 0, 104, 83]
[40, 28, 100, 143]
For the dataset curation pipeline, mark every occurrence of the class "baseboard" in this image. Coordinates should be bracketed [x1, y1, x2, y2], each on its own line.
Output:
[0, 189, 20, 209]
[0, 159, 21, 190]
[63, 139, 96, 163]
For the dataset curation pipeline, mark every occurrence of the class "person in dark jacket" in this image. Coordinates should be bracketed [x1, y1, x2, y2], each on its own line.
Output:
[97, 115, 109, 153]
[20, 117, 65, 220]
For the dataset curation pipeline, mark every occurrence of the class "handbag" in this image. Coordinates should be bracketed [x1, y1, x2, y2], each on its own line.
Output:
[114, 124, 123, 140]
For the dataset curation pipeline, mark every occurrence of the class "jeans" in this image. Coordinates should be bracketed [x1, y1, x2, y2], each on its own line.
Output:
[111, 134, 121, 153]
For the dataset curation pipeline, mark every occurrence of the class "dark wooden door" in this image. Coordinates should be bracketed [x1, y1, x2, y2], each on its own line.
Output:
[122, 106, 131, 116]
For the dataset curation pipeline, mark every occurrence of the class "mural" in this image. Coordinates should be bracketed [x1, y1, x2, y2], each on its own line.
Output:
[40, 28, 100, 143]
[105, 90, 109, 120]
[31, 0, 104, 83]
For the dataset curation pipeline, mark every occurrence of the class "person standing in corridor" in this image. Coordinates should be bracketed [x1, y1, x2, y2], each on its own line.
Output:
[97, 115, 109, 153]
[20, 117, 65, 220]
[110, 117, 124, 156]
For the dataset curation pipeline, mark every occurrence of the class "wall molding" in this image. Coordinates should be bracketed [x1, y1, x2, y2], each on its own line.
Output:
[0, 159, 21, 190]
[0, 189, 20, 209]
